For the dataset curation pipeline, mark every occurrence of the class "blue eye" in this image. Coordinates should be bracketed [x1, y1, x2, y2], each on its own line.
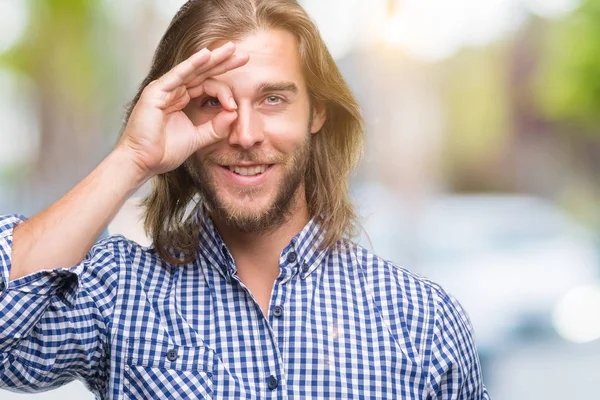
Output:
[203, 97, 221, 107]
[265, 96, 282, 105]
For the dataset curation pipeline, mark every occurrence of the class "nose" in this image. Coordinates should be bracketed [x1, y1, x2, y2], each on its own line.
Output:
[228, 103, 264, 150]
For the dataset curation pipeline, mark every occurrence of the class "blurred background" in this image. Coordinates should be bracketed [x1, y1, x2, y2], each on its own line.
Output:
[1, 0, 600, 398]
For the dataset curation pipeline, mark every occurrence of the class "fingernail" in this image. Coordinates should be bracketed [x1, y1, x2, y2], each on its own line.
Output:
[229, 97, 237, 109]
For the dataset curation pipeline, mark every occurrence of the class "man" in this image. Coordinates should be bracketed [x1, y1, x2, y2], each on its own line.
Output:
[0, 0, 490, 398]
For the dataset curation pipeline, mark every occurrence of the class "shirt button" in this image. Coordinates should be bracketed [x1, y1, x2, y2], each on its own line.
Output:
[166, 349, 178, 362]
[272, 305, 283, 318]
[287, 252, 297, 263]
[302, 262, 309, 273]
[0, 281, 5, 291]
[267, 375, 279, 390]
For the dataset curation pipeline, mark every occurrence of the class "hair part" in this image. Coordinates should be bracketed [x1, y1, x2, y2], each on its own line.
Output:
[124, 0, 364, 264]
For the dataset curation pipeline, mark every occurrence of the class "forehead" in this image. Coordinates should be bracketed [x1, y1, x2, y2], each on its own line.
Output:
[211, 29, 306, 95]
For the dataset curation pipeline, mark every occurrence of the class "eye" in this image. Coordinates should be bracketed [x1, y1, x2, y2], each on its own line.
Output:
[202, 97, 221, 108]
[264, 95, 283, 105]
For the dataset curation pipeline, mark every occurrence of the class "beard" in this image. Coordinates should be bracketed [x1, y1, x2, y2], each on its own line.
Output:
[185, 134, 311, 234]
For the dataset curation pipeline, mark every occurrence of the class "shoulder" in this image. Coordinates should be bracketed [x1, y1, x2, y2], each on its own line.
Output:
[84, 234, 164, 276]
[336, 240, 475, 347]
[65, 235, 168, 307]
[89, 234, 154, 262]
[337, 239, 450, 309]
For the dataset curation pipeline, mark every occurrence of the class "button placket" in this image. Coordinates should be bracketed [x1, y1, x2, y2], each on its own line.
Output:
[265, 256, 292, 392]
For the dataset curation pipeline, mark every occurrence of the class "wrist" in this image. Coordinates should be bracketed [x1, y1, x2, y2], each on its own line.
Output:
[109, 146, 153, 191]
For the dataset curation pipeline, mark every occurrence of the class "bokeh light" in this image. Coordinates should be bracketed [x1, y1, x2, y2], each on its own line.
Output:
[0, 0, 29, 54]
[553, 284, 600, 343]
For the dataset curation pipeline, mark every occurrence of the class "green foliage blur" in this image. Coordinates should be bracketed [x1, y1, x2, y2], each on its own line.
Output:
[437, 0, 600, 228]
[0, 0, 125, 211]
[0, 0, 114, 106]
[536, 0, 600, 137]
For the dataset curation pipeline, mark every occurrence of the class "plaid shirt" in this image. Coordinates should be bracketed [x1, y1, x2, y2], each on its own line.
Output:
[0, 211, 489, 399]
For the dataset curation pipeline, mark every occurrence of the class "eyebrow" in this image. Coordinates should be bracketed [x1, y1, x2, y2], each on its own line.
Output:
[256, 82, 298, 94]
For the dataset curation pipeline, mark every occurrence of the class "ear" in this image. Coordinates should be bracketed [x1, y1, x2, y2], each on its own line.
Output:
[310, 101, 327, 134]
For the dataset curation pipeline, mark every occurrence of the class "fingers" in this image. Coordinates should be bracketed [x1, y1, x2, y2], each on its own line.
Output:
[195, 110, 238, 149]
[157, 42, 239, 93]
[191, 78, 242, 148]
[182, 42, 239, 84]
[188, 78, 237, 110]
[157, 48, 211, 92]
[186, 51, 249, 88]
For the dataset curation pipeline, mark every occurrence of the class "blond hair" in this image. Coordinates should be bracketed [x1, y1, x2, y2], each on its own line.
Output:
[124, 0, 364, 264]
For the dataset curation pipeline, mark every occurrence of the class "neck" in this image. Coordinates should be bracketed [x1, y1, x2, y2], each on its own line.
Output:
[211, 186, 310, 275]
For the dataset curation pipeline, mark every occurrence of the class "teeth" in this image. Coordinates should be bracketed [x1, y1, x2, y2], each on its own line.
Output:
[228, 165, 268, 176]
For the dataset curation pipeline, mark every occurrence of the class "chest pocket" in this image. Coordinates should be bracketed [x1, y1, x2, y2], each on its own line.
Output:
[124, 338, 215, 399]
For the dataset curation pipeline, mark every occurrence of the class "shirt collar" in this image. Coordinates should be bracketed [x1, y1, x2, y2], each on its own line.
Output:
[285, 216, 329, 281]
[194, 207, 330, 282]
[195, 207, 235, 282]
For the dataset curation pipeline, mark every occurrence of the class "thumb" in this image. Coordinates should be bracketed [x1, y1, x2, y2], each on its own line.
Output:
[194, 110, 238, 149]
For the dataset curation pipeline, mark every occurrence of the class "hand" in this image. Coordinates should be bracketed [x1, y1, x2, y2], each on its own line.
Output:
[117, 42, 249, 178]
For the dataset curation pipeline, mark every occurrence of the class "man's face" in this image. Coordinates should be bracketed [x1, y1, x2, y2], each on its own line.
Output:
[185, 29, 326, 232]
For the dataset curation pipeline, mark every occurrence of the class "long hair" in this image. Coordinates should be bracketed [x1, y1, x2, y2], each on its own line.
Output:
[124, 0, 364, 264]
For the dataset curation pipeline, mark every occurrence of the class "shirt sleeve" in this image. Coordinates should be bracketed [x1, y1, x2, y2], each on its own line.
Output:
[0, 214, 120, 395]
[426, 288, 491, 400]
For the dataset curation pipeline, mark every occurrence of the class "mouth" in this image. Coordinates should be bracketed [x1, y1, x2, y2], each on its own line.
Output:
[225, 164, 272, 177]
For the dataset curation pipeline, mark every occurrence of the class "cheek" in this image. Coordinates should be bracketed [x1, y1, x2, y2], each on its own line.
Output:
[262, 112, 311, 151]
[191, 144, 214, 165]
[264, 123, 308, 154]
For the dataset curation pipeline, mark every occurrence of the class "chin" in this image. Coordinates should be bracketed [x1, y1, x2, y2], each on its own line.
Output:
[221, 185, 274, 209]
[210, 187, 298, 233]
[214, 191, 275, 220]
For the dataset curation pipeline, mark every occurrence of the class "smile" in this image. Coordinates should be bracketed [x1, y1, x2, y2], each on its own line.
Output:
[226, 165, 271, 176]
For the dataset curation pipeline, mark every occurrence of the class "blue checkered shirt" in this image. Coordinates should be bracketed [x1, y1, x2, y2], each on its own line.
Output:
[0, 211, 489, 399]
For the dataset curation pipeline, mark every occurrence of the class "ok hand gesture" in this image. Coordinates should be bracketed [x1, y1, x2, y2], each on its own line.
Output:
[119, 42, 248, 177]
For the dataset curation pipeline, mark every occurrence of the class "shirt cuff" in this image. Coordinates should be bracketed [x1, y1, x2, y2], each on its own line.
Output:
[0, 214, 82, 308]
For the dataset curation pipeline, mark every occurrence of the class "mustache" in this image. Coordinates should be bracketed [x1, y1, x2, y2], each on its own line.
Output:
[206, 151, 285, 165]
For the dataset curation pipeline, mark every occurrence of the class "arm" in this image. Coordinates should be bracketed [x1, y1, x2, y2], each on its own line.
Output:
[0, 221, 119, 394]
[1, 42, 248, 394]
[9, 148, 143, 281]
[427, 291, 491, 400]
[9, 42, 247, 281]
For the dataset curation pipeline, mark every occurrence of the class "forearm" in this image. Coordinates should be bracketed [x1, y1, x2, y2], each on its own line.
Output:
[9, 147, 148, 281]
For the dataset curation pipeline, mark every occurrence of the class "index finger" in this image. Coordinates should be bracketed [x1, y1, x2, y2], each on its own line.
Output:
[157, 47, 213, 92]
[159, 42, 238, 92]
[185, 51, 249, 89]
